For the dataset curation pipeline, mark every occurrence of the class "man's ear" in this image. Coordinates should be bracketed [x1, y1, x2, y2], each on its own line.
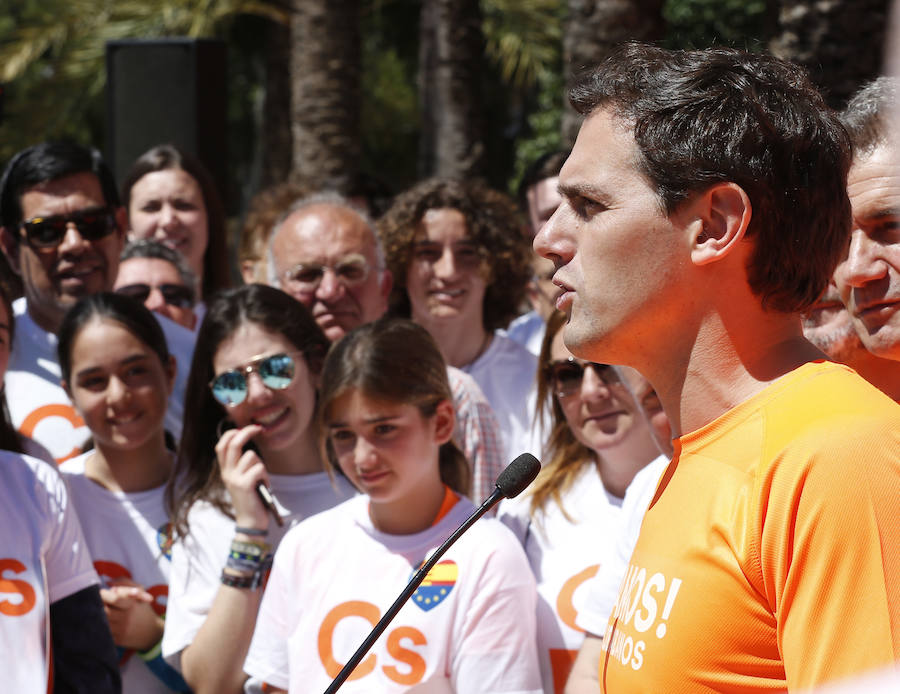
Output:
[687, 182, 752, 266]
[114, 205, 128, 240]
[0, 226, 21, 275]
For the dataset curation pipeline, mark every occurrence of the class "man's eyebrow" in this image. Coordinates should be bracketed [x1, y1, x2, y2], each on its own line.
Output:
[558, 180, 603, 200]
[865, 207, 900, 221]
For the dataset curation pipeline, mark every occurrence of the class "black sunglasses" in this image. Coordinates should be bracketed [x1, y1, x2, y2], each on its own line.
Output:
[545, 358, 618, 397]
[19, 207, 117, 251]
[115, 283, 195, 309]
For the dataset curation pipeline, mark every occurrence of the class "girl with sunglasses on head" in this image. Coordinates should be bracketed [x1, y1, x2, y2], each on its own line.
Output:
[498, 310, 670, 694]
[161, 284, 356, 694]
[243, 316, 541, 693]
[57, 292, 189, 693]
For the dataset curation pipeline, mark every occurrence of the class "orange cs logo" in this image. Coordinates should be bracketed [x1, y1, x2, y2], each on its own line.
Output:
[318, 601, 428, 686]
[0, 558, 37, 616]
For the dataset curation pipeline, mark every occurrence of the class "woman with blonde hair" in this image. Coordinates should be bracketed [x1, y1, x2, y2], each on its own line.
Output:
[499, 310, 669, 693]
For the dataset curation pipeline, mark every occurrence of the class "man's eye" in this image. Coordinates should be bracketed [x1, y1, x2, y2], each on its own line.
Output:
[374, 424, 396, 436]
[292, 267, 324, 283]
[337, 264, 366, 280]
[415, 248, 441, 262]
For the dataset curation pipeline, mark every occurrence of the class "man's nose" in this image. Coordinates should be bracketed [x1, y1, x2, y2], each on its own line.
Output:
[836, 228, 888, 289]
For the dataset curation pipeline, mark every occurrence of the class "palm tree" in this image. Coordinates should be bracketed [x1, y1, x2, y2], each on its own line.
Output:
[562, 0, 665, 145]
[288, 0, 362, 192]
[417, 0, 487, 179]
[769, 0, 891, 108]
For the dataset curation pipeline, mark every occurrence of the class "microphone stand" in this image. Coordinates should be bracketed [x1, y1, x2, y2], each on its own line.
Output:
[322, 487, 503, 694]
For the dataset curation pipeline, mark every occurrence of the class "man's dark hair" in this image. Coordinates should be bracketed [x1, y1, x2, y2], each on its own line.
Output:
[516, 150, 570, 210]
[570, 43, 852, 314]
[839, 76, 899, 155]
[0, 141, 120, 231]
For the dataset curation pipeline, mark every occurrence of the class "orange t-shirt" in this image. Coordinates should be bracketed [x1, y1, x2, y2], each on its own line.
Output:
[600, 362, 900, 693]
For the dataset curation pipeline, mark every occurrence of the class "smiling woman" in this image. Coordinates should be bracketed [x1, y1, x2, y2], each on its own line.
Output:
[497, 309, 669, 693]
[162, 284, 356, 694]
[122, 144, 230, 300]
[56, 291, 189, 692]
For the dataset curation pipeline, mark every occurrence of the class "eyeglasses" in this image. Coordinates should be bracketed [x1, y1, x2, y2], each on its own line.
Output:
[19, 207, 117, 251]
[545, 358, 618, 397]
[115, 283, 195, 309]
[209, 352, 300, 407]
[281, 254, 370, 293]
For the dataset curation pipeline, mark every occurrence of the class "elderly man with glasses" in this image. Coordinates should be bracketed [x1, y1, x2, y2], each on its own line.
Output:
[0, 141, 194, 463]
[265, 192, 509, 505]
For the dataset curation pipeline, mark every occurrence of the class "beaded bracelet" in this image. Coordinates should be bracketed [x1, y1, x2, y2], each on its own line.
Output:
[220, 553, 273, 590]
[230, 538, 270, 558]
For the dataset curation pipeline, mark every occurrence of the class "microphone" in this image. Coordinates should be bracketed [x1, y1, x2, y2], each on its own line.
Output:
[322, 453, 540, 694]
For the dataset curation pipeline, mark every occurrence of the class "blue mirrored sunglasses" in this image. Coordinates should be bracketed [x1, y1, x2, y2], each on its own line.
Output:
[209, 352, 298, 407]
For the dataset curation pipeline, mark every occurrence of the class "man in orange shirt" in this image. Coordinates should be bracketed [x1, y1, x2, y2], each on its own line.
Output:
[537, 44, 900, 693]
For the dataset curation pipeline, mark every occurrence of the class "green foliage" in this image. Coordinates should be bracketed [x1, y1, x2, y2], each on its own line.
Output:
[663, 0, 772, 50]
[358, 0, 421, 191]
[0, 0, 287, 166]
[482, 0, 563, 89]
[508, 65, 564, 193]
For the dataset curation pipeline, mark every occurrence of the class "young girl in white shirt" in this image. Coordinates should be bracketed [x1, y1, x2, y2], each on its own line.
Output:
[244, 316, 542, 694]
[57, 291, 188, 692]
[161, 284, 356, 694]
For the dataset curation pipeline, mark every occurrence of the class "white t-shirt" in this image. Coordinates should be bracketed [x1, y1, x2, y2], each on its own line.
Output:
[61, 452, 178, 693]
[162, 471, 357, 667]
[574, 455, 668, 637]
[244, 494, 542, 694]
[497, 462, 617, 694]
[0, 450, 98, 692]
[461, 332, 539, 461]
[5, 297, 194, 463]
[503, 310, 546, 357]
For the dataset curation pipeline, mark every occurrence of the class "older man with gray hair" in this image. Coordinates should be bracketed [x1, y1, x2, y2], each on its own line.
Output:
[832, 77, 900, 400]
[265, 192, 508, 503]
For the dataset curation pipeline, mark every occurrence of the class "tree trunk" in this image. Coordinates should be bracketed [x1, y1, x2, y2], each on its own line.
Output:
[561, 0, 665, 145]
[769, 0, 891, 109]
[289, 0, 361, 192]
[261, 18, 293, 188]
[418, 0, 487, 179]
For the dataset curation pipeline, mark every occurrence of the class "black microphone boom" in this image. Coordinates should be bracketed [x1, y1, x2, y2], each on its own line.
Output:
[322, 453, 540, 694]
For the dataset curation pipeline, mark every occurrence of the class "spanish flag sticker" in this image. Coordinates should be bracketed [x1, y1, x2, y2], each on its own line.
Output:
[412, 559, 458, 611]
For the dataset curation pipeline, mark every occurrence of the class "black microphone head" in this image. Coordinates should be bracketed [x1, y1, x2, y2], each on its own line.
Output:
[496, 453, 541, 499]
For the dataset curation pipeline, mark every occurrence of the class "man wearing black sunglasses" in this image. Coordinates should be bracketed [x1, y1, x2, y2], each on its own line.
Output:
[114, 239, 198, 331]
[0, 142, 193, 464]
[0, 146, 126, 691]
